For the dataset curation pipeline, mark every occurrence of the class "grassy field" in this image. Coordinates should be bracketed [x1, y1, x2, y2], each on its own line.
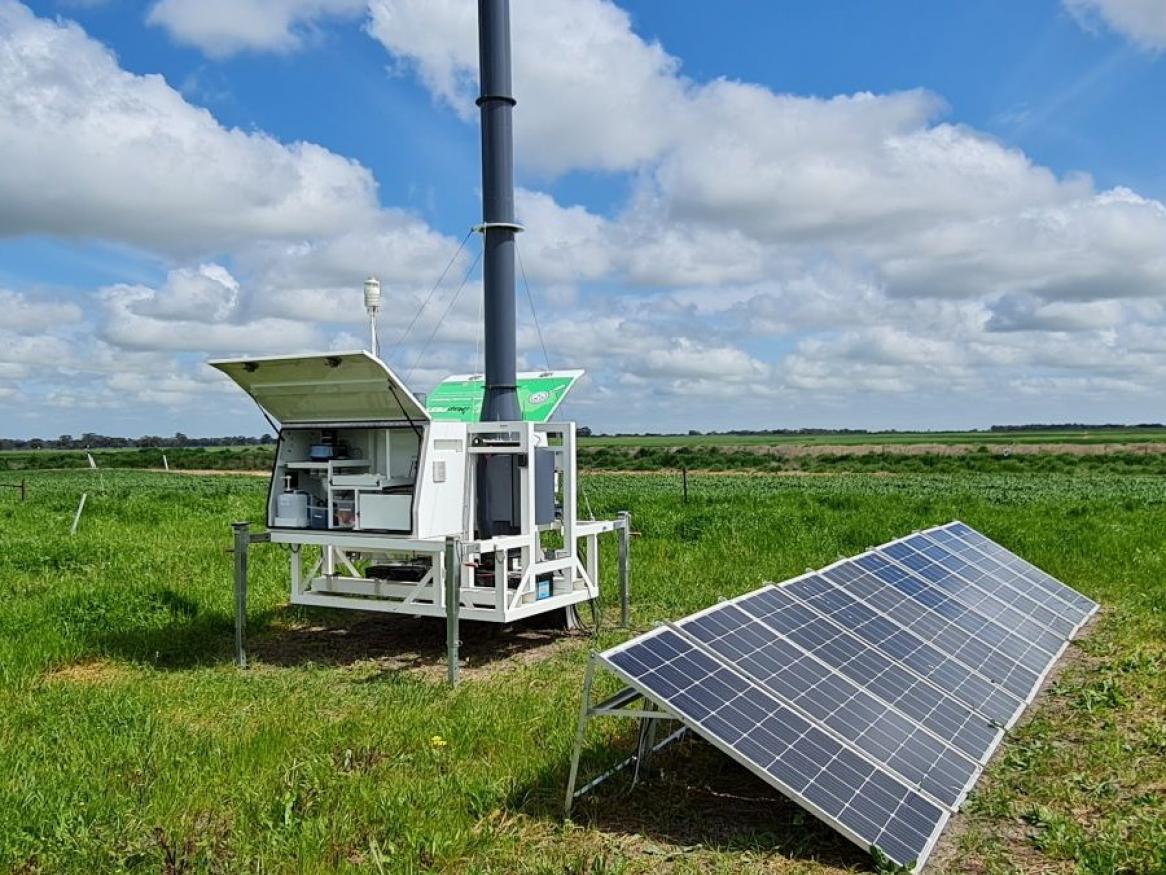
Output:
[1, 470, 1163, 873]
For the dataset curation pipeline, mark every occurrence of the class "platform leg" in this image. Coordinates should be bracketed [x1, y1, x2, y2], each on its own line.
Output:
[445, 535, 460, 686]
[618, 511, 631, 628]
[232, 521, 250, 669]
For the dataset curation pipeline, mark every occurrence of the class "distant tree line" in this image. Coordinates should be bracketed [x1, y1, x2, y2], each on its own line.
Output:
[586, 423, 1166, 438]
[987, 423, 1164, 432]
[0, 432, 276, 451]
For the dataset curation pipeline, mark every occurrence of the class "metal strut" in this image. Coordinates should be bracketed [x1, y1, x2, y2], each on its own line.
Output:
[564, 653, 687, 816]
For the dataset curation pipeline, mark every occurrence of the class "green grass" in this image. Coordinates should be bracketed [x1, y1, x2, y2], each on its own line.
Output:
[0, 470, 1163, 873]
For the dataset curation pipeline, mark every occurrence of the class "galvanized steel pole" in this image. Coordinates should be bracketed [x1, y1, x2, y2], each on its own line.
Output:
[445, 535, 461, 685]
[232, 521, 250, 668]
[618, 511, 631, 628]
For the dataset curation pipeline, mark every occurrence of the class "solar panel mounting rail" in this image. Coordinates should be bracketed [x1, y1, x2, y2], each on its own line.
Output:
[564, 521, 1097, 872]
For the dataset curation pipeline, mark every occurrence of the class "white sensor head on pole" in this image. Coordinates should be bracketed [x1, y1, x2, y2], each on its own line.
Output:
[363, 276, 381, 316]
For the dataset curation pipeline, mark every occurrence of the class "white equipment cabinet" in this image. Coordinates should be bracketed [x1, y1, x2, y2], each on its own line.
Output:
[210, 350, 623, 625]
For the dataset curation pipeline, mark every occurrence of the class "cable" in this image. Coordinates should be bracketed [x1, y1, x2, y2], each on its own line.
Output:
[392, 230, 473, 362]
[515, 241, 551, 371]
[405, 244, 483, 383]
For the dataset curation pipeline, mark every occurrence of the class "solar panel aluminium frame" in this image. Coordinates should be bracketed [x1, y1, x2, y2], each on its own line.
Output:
[582, 629, 952, 868]
[673, 594, 995, 811]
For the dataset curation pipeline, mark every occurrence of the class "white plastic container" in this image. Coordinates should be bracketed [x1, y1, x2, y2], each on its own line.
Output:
[275, 491, 309, 527]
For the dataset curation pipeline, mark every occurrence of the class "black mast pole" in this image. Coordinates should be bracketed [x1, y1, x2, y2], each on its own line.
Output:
[476, 0, 521, 537]
[478, 0, 520, 424]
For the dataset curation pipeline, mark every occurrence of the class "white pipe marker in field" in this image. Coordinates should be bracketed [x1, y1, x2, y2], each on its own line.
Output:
[71, 493, 88, 535]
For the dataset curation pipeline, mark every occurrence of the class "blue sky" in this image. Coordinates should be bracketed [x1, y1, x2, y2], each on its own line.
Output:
[2, 0, 1166, 438]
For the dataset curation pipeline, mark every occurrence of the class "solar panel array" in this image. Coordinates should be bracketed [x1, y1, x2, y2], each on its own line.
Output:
[599, 521, 1097, 870]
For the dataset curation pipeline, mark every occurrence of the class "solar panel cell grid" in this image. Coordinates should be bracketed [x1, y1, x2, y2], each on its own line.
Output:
[602, 628, 946, 867]
[732, 587, 1000, 761]
[844, 554, 1056, 696]
[589, 522, 1095, 872]
[782, 573, 1024, 727]
[911, 532, 1081, 635]
[880, 538, 1071, 648]
[679, 604, 976, 809]
[937, 524, 1097, 621]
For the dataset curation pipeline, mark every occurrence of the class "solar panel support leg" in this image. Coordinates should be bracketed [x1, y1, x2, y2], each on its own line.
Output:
[564, 654, 598, 817]
[631, 700, 660, 787]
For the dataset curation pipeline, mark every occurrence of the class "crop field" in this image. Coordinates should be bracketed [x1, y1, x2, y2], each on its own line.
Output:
[1, 469, 1164, 873]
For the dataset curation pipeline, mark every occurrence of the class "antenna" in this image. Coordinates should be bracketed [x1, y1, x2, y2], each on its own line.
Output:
[364, 275, 381, 357]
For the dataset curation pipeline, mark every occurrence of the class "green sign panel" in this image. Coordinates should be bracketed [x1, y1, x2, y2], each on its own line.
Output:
[426, 371, 582, 422]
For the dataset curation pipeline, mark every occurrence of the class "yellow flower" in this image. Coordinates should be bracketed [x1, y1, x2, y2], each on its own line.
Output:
[430, 735, 448, 749]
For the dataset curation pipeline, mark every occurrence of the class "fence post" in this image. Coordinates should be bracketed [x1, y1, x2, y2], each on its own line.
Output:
[445, 535, 461, 686]
[618, 511, 631, 628]
[682, 466, 688, 503]
[20, 479, 26, 501]
[232, 521, 250, 668]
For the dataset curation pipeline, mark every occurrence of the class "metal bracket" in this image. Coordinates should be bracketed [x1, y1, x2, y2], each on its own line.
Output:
[563, 653, 686, 816]
[471, 221, 525, 234]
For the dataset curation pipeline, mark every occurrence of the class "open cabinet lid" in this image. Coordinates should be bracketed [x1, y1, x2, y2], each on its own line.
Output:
[208, 350, 429, 426]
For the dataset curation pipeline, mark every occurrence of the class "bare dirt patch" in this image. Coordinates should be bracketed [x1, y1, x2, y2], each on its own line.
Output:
[45, 658, 133, 685]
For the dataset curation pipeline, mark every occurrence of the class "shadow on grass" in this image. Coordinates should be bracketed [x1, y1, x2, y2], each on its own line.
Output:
[86, 590, 586, 678]
[255, 611, 587, 680]
[517, 730, 867, 870]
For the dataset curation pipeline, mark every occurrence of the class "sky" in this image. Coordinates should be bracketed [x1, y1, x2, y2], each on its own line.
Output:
[2, 0, 1166, 438]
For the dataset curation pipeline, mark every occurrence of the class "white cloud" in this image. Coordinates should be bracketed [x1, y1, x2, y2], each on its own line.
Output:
[99, 265, 322, 354]
[1065, 0, 1166, 50]
[0, 0, 379, 253]
[147, 0, 366, 58]
[367, 0, 688, 175]
[0, 289, 83, 332]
